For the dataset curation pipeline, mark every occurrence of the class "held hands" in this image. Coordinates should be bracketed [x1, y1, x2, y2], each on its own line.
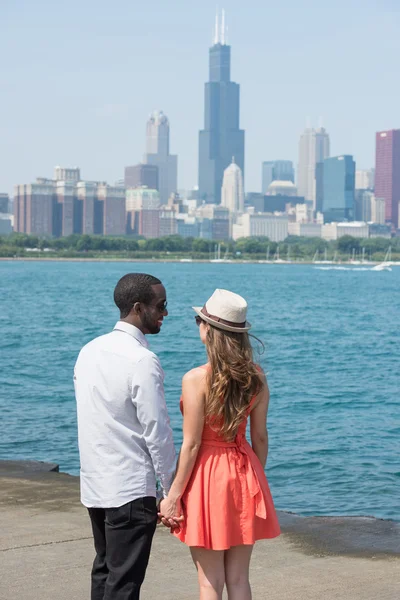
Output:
[158, 496, 184, 531]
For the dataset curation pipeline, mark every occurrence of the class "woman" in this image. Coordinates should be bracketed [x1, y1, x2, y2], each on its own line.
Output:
[160, 289, 280, 600]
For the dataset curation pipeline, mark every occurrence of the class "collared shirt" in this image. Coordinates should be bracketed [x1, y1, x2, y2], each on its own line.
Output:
[74, 321, 176, 508]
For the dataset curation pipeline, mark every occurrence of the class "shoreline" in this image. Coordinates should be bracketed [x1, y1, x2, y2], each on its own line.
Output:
[1, 256, 399, 266]
[1, 460, 399, 555]
[1, 460, 399, 599]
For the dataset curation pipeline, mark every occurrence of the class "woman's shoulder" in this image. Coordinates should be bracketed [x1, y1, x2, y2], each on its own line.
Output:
[254, 363, 266, 381]
[182, 364, 209, 384]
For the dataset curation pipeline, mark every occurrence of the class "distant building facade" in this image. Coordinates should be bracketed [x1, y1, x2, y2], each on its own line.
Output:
[264, 194, 305, 213]
[198, 11, 245, 204]
[124, 164, 159, 191]
[355, 168, 375, 191]
[375, 129, 400, 228]
[354, 190, 373, 222]
[262, 160, 294, 194]
[221, 159, 244, 214]
[322, 155, 355, 222]
[0, 193, 12, 235]
[14, 180, 54, 235]
[159, 209, 178, 236]
[54, 166, 80, 183]
[0, 215, 12, 234]
[369, 223, 391, 238]
[177, 217, 200, 238]
[14, 169, 126, 237]
[0, 193, 9, 213]
[297, 127, 330, 209]
[233, 213, 288, 241]
[321, 222, 369, 241]
[126, 187, 160, 237]
[245, 193, 265, 212]
[288, 222, 322, 237]
[371, 196, 386, 225]
[267, 180, 298, 197]
[143, 111, 177, 204]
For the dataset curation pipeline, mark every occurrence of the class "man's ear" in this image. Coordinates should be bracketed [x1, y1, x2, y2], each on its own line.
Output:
[132, 302, 141, 315]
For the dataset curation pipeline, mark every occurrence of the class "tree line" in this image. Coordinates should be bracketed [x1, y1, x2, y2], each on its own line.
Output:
[0, 233, 398, 260]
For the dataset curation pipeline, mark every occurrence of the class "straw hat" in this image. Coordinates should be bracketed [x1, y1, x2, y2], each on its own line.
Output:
[193, 289, 251, 333]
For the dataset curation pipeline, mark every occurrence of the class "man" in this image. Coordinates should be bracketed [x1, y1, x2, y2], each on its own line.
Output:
[74, 273, 176, 600]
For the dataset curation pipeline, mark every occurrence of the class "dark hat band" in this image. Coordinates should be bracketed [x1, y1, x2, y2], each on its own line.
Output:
[201, 306, 246, 329]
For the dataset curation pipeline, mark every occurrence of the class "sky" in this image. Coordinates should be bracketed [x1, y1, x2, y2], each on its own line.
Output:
[1, 0, 399, 196]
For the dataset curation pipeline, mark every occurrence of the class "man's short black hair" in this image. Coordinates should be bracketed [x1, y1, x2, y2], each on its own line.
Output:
[114, 273, 162, 319]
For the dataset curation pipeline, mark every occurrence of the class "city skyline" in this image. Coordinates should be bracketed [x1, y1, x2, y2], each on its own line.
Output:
[1, 1, 399, 196]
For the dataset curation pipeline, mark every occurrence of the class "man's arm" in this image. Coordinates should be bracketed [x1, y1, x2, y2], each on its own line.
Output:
[132, 353, 176, 496]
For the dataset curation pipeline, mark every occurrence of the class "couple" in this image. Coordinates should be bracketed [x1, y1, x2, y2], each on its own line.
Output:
[74, 273, 280, 600]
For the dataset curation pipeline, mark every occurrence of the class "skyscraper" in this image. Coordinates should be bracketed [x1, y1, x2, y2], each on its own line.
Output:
[143, 111, 177, 204]
[13, 170, 126, 236]
[355, 168, 375, 191]
[297, 126, 330, 209]
[375, 129, 400, 228]
[0, 193, 9, 213]
[354, 190, 373, 222]
[262, 160, 294, 193]
[124, 164, 158, 191]
[198, 10, 245, 204]
[322, 156, 355, 222]
[221, 158, 244, 214]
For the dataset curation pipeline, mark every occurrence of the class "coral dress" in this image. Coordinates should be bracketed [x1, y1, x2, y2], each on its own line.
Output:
[173, 366, 281, 550]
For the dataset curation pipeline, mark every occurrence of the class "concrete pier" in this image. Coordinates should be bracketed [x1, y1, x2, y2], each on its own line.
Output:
[1, 464, 399, 600]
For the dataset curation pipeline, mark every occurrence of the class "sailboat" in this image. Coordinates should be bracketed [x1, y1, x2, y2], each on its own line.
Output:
[210, 243, 231, 263]
[350, 248, 362, 265]
[315, 247, 333, 264]
[371, 247, 392, 271]
[274, 246, 285, 263]
[258, 245, 272, 264]
[361, 247, 367, 264]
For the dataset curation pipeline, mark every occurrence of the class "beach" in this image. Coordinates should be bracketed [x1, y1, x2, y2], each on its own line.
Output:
[1, 461, 399, 600]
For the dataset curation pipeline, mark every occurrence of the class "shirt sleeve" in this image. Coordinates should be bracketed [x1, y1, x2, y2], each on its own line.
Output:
[132, 353, 176, 497]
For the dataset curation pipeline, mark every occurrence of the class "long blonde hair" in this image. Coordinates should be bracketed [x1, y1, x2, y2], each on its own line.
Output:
[205, 326, 263, 441]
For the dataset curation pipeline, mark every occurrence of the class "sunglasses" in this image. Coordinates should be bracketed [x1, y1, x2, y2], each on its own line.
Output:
[195, 316, 205, 326]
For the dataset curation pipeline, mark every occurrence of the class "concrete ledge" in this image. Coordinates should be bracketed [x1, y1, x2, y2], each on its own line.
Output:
[0, 467, 399, 600]
[0, 460, 59, 476]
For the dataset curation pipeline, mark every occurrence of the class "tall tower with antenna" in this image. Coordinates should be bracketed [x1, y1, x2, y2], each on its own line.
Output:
[198, 9, 245, 204]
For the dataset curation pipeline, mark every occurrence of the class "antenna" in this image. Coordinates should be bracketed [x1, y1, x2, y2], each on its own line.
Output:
[221, 9, 226, 45]
[214, 7, 220, 45]
[318, 116, 323, 129]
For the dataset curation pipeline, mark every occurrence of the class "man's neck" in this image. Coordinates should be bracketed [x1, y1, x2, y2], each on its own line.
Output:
[120, 317, 146, 335]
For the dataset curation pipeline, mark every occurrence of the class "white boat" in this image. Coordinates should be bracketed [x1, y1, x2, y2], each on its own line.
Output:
[371, 247, 392, 271]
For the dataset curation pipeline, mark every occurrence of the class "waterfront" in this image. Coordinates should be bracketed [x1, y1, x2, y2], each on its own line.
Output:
[0, 261, 399, 520]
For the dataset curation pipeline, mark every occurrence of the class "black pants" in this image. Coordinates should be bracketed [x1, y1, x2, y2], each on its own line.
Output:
[88, 497, 158, 600]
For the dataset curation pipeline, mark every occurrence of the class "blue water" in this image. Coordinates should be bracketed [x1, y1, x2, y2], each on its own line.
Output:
[1, 261, 399, 520]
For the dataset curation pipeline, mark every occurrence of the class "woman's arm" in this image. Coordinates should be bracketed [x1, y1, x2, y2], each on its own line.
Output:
[159, 368, 205, 520]
[249, 371, 270, 467]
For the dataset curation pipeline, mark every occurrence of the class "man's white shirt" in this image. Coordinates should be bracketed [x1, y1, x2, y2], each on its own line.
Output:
[74, 321, 176, 508]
